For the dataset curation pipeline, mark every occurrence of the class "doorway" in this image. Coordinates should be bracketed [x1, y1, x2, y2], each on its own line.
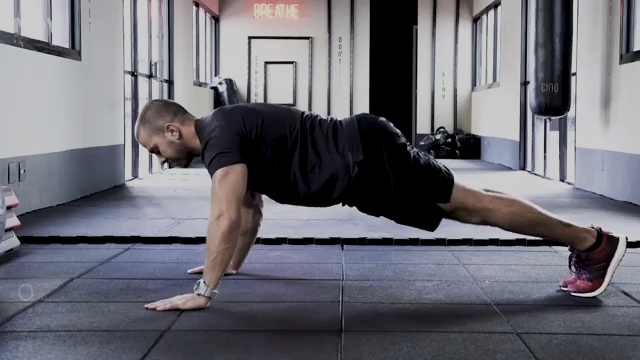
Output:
[123, 0, 173, 181]
[523, 0, 577, 183]
[369, 0, 418, 141]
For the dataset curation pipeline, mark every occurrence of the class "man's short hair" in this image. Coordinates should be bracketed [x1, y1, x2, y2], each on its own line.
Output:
[136, 99, 191, 137]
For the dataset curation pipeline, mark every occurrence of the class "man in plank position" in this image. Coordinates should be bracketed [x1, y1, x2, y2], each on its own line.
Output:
[135, 100, 627, 311]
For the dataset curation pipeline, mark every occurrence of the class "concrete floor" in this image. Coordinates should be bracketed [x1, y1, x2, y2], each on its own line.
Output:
[1, 243, 640, 359]
[3, 159, 640, 359]
[13, 160, 640, 242]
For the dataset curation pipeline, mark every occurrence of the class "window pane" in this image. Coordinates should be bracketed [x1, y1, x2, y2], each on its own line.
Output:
[161, 0, 170, 79]
[633, 0, 640, 51]
[481, 14, 488, 85]
[137, 77, 151, 175]
[0, 0, 14, 32]
[495, 6, 501, 81]
[21, 0, 49, 42]
[137, 0, 150, 74]
[151, 0, 160, 71]
[474, 19, 483, 86]
[193, 5, 198, 80]
[124, 0, 132, 71]
[198, 8, 206, 82]
[51, 0, 70, 47]
[486, 10, 495, 83]
[152, 79, 162, 99]
[212, 18, 217, 78]
[205, 16, 212, 84]
[124, 74, 133, 180]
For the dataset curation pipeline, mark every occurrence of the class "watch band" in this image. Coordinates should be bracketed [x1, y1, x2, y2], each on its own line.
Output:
[194, 279, 218, 299]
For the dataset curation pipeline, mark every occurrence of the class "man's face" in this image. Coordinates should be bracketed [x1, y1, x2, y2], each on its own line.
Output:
[138, 125, 197, 169]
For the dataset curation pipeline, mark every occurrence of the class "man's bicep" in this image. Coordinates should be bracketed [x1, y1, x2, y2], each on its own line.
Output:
[210, 164, 249, 222]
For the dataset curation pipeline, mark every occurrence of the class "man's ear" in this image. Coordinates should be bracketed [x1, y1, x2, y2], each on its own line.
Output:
[164, 123, 181, 139]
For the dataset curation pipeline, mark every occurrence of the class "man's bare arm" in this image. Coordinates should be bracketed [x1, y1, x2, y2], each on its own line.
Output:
[186, 192, 263, 275]
[201, 164, 248, 290]
[228, 192, 263, 272]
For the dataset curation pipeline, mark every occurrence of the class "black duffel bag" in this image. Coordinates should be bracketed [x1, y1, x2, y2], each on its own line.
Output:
[210, 76, 241, 108]
[454, 129, 481, 159]
[417, 126, 459, 159]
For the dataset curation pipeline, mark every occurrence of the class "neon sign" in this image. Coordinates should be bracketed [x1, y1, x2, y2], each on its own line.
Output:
[253, 3, 300, 19]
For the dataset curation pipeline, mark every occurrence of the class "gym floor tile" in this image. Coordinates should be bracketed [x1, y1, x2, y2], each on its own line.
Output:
[464, 264, 571, 282]
[343, 264, 473, 281]
[0, 262, 99, 279]
[0, 279, 67, 302]
[343, 303, 512, 332]
[497, 305, 640, 335]
[0, 331, 162, 360]
[614, 284, 640, 300]
[0, 302, 31, 324]
[109, 249, 205, 263]
[228, 263, 343, 280]
[6, 248, 125, 263]
[144, 331, 340, 360]
[342, 332, 535, 360]
[519, 334, 640, 360]
[477, 281, 639, 306]
[81, 262, 201, 279]
[0, 302, 179, 331]
[214, 279, 341, 302]
[43, 279, 195, 302]
[243, 248, 343, 263]
[343, 250, 459, 264]
[171, 302, 340, 331]
[619, 253, 640, 267]
[612, 267, 640, 284]
[453, 250, 568, 265]
[342, 280, 489, 304]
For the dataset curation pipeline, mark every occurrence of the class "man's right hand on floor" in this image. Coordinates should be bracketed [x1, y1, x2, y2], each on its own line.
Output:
[187, 265, 238, 275]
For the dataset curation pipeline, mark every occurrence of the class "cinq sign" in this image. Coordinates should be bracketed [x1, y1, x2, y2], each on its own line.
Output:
[253, 3, 300, 19]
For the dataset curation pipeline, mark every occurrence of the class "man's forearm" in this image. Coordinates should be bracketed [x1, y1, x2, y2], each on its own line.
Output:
[230, 208, 262, 271]
[202, 218, 241, 289]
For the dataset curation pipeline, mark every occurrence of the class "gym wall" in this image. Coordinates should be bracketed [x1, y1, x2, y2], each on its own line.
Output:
[472, 0, 640, 205]
[0, 0, 125, 214]
[417, 0, 473, 137]
[173, 0, 217, 118]
[218, 0, 371, 118]
[573, 0, 640, 205]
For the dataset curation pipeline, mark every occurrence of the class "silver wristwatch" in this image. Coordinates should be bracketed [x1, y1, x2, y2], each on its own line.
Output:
[194, 279, 218, 299]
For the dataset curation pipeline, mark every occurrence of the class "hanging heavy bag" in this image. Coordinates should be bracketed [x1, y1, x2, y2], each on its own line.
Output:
[529, 0, 573, 118]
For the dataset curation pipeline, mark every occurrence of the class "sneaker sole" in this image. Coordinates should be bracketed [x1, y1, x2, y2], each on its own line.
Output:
[569, 235, 628, 298]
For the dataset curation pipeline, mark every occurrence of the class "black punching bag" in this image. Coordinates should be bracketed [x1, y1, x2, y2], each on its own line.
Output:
[529, 0, 573, 117]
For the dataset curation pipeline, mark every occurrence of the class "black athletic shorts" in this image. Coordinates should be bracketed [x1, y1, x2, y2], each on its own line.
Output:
[344, 113, 455, 232]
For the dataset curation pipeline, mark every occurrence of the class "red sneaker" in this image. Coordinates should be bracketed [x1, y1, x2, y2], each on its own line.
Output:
[565, 228, 627, 298]
[559, 246, 583, 291]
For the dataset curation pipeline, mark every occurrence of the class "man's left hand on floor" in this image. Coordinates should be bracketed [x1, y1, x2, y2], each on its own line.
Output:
[145, 293, 210, 311]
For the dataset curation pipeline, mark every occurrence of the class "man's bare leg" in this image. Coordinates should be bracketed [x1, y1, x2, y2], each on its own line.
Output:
[437, 182, 627, 297]
[188, 192, 263, 275]
[438, 183, 597, 250]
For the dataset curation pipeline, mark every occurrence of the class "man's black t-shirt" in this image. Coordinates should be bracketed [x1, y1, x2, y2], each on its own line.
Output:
[194, 103, 363, 207]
